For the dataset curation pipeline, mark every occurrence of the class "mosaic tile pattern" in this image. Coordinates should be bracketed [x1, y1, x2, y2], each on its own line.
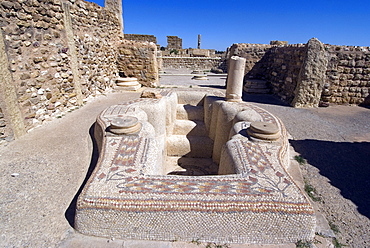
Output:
[76, 90, 316, 244]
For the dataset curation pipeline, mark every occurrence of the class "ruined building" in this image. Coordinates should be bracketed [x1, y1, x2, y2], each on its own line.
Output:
[166, 35, 182, 50]
[0, 0, 158, 145]
[1, 0, 369, 146]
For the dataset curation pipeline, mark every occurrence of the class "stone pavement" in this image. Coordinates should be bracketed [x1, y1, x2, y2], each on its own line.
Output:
[1, 73, 369, 247]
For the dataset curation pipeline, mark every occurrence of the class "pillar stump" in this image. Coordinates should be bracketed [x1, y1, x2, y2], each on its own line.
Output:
[226, 56, 246, 102]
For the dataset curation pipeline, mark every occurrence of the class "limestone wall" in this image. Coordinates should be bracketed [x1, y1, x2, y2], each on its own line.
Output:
[228, 41, 370, 106]
[226, 43, 273, 74]
[261, 45, 306, 103]
[160, 56, 222, 70]
[166, 36, 182, 50]
[117, 40, 159, 87]
[325, 45, 370, 104]
[227, 43, 306, 103]
[0, 0, 122, 144]
[124, 34, 157, 44]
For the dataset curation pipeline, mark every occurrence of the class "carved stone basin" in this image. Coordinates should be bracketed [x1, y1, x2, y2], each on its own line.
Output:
[75, 88, 315, 244]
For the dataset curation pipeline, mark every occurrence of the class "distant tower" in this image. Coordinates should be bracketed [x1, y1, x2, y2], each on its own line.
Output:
[198, 34, 201, 49]
[105, 0, 124, 32]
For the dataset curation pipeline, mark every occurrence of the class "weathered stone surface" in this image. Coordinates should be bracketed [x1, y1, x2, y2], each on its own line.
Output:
[1, 1, 14, 9]
[231, 41, 370, 106]
[75, 89, 316, 244]
[0, 0, 123, 144]
[117, 40, 159, 87]
[292, 38, 328, 108]
[226, 56, 245, 102]
[0, 31, 26, 140]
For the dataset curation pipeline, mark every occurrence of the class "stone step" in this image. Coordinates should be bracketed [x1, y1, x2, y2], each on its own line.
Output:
[244, 88, 271, 94]
[176, 104, 204, 121]
[244, 79, 270, 94]
[245, 80, 268, 87]
[167, 135, 213, 158]
[247, 82, 268, 89]
[164, 156, 219, 176]
[243, 79, 271, 94]
[173, 119, 208, 136]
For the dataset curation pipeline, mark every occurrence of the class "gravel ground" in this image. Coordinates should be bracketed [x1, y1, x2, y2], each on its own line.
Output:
[243, 94, 370, 248]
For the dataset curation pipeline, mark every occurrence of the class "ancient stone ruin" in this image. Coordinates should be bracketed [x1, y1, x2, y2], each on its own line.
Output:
[0, 0, 158, 145]
[1, 0, 370, 146]
[227, 39, 370, 107]
[75, 87, 315, 244]
[166, 35, 183, 50]
[0, 1, 369, 245]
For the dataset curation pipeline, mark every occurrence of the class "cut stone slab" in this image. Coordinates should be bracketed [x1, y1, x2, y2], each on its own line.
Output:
[109, 116, 142, 134]
[250, 121, 280, 134]
[172, 119, 207, 136]
[191, 74, 208, 80]
[167, 135, 214, 158]
[116, 77, 142, 91]
[244, 79, 271, 94]
[176, 104, 204, 121]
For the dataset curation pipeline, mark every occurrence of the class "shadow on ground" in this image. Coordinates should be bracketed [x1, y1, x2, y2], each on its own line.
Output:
[198, 85, 226, 89]
[242, 93, 290, 106]
[290, 139, 370, 218]
[65, 124, 99, 227]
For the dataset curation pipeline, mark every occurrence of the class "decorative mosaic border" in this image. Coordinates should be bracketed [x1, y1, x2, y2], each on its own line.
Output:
[76, 90, 315, 244]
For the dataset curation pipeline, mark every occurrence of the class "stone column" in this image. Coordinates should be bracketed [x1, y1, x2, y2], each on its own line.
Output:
[226, 56, 246, 102]
[197, 34, 201, 49]
[149, 46, 159, 86]
[292, 38, 328, 107]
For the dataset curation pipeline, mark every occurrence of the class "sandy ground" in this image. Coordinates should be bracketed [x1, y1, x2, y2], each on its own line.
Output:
[1, 71, 369, 247]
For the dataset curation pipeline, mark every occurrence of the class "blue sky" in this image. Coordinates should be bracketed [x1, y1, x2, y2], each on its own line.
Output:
[89, 0, 370, 51]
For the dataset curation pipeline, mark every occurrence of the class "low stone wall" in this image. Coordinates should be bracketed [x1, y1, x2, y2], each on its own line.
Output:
[228, 41, 370, 106]
[124, 34, 157, 44]
[117, 40, 159, 87]
[160, 56, 222, 70]
[325, 45, 370, 104]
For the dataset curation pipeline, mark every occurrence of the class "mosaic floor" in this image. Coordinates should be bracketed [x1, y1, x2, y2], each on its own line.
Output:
[75, 89, 316, 244]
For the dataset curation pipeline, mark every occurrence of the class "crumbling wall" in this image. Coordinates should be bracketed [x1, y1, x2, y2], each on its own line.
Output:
[167, 36, 182, 50]
[125, 34, 157, 44]
[227, 43, 306, 103]
[117, 40, 159, 87]
[161, 57, 222, 70]
[228, 40, 370, 106]
[226, 43, 272, 74]
[263, 45, 306, 103]
[105, 0, 123, 31]
[325, 45, 370, 105]
[0, 0, 122, 144]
